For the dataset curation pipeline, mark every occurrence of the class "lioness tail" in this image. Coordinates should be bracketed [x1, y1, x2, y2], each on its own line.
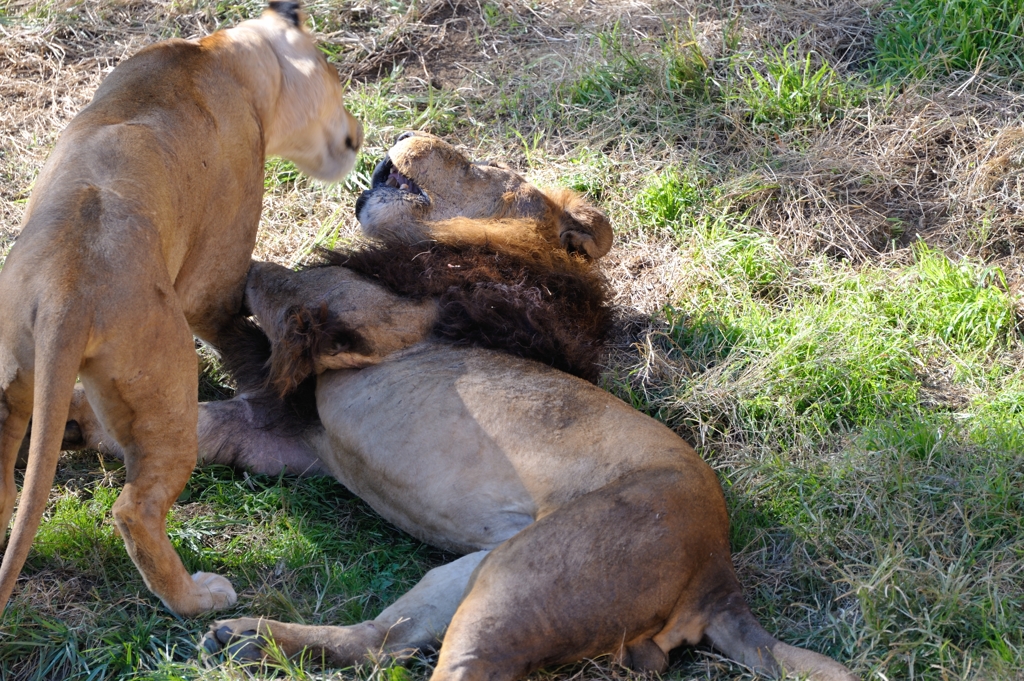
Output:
[0, 316, 87, 611]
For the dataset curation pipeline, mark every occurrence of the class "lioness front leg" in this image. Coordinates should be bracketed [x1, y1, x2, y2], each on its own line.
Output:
[203, 551, 489, 665]
[82, 310, 236, 617]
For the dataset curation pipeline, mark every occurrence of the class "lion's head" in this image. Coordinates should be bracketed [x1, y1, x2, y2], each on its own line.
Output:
[354, 132, 613, 258]
[231, 136, 615, 402]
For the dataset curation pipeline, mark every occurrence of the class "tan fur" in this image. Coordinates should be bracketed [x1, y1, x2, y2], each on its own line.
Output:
[63, 135, 854, 678]
[355, 132, 614, 258]
[245, 261, 440, 375]
[0, 3, 361, 617]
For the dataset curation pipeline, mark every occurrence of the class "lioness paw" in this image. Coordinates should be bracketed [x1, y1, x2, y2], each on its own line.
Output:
[192, 571, 238, 611]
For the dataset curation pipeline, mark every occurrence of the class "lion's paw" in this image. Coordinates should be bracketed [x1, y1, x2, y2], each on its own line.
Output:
[201, 618, 265, 661]
[192, 571, 238, 611]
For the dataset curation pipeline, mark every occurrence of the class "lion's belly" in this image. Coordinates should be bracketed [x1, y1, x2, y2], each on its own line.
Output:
[313, 359, 538, 553]
[312, 343, 697, 553]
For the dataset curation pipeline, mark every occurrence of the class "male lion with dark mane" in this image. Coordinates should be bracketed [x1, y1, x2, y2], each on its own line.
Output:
[63, 133, 855, 680]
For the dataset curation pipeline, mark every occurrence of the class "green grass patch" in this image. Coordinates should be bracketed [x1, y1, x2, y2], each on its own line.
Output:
[553, 26, 719, 133]
[650, 237, 1018, 447]
[634, 166, 718, 230]
[564, 28, 653, 110]
[848, 418, 1024, 677]
[726, 44, 862, 134]
[722, 414, 1024, 677]
[558, 32, 862, 139]
[885, 243, 1018, 353]
[873, 0, 1024, 80]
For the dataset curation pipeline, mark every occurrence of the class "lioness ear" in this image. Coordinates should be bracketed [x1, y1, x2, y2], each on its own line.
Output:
[268, 1, 303, 28]
[550, 189, 613, 259]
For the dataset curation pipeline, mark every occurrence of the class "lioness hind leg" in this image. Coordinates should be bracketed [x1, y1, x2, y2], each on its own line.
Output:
[80, 310, 236, 617]
[0, 376, 31, 535]
[204, 551, 489, 666]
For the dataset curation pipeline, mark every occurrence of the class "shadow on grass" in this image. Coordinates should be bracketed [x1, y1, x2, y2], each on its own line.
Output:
[721, 411, 1024, 679]
[2, 448, 453, 680]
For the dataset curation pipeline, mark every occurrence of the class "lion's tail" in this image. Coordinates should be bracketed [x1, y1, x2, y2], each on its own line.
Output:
[0, 313, 88, 611]
[704, 599, 857, 681]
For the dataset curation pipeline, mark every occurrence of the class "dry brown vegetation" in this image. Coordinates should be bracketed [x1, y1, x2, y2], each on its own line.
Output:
[5, 0, 1024, 287]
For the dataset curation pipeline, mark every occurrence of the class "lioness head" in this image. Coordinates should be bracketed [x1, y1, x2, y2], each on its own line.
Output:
[354, 132, 612, 258]
[240, 1, 362, 181]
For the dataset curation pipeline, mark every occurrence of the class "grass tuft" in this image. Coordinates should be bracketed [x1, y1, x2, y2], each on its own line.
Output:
[634, 167, 716, 231]
[873, 0, 1024, 80]
[727, 43, 862, 134]
[889, 243, 1018, 353]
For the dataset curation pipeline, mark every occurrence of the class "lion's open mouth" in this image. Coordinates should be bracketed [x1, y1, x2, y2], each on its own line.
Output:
[355, 153, 431, 220]
[371, 156, 425, 197]
[387, 168, 423, 195]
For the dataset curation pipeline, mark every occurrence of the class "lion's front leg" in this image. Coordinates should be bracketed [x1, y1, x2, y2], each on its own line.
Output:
[203, 551, 489, 666]
[196, 398, 329, 477]
[203, 617, 388, 667]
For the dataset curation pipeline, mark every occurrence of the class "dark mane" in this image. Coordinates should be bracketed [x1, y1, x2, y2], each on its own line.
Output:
[215, 315, 320, 432]
[314, 239, 613, 383]
[215, 238, 613, 427]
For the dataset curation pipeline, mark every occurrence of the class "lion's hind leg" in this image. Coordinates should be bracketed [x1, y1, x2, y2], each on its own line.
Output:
[429, 468, 729, 681]
[204, 551, 489, 666]
[431, 466, 857, 681]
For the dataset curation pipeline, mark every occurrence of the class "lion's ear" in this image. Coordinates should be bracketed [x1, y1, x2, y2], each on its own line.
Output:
[553, 191, 613, 259]
[268, 303, 370, 397]
[267, 1, 304, 28]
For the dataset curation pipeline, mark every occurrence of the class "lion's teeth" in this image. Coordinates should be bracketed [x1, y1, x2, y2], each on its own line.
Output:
[400, 183, 409, 190]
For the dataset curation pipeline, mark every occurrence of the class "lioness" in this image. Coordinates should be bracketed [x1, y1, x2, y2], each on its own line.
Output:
[0, 1, 361, 616]
[65, 134, 854, 679]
